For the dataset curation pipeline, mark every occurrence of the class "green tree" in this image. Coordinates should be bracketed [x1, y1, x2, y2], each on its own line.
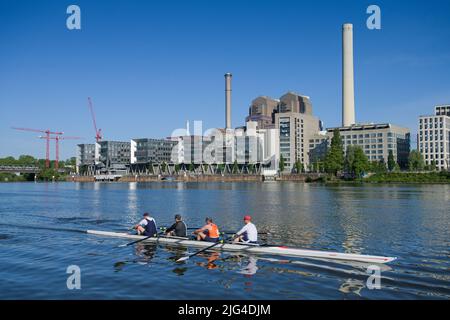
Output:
[325, 129, 344, 175]
[408, 150, 425, 171]
[430, 160, 437, 171]
[294, 160, 303, 173]
[345, 146, 369, 177]
[352, 147, 370, 177]
[344, 145, 356, 173]
[279, 155, 285, 172]
[387, 150, 396, 172]
[188, 162, 195, 172]
[18, 155, 36, 166]
[67, 157, 76, 166]
[377, 159, 387, 173]
[38, 168, 60, 181]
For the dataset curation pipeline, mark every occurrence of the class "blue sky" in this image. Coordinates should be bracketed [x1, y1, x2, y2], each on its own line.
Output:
[1, 0, 450, 160]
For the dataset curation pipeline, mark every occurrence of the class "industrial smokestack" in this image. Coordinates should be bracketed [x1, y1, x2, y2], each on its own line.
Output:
[342, 23, 355, 127]
[225, 73, 232, 129]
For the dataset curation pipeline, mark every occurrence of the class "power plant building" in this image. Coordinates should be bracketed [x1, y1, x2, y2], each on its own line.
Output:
[245, 96, 279, 129]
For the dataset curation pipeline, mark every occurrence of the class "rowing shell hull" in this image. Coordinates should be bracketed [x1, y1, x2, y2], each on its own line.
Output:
[87, 230, 397, 264]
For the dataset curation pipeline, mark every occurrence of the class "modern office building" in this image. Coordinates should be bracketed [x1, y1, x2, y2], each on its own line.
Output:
[76, 143, 98, 174]
[418, 105, 450, 170]
[325, 124, 411, 168]
[76, 140, 130, 174]
[245, 96, 279, 129]
[131, 138, 178, 164]
[96, 141, 130, 175]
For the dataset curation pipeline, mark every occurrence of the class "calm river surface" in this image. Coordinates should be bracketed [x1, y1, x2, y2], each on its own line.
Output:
[0, 182, 449, 299]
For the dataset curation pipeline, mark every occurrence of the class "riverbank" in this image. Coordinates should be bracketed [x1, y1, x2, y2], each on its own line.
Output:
[27, 171, 444, 185]
[318, 171, 450, 184]
[66, 173, 327, 183]
[362, 171, 450, 184]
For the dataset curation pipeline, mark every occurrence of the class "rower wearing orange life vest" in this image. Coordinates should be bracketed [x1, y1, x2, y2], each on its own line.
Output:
[193, 217, 220, 243]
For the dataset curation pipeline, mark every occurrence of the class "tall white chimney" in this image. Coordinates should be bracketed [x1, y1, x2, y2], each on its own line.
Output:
[225, 73, 232, 129]
[342, 23, 355, 127]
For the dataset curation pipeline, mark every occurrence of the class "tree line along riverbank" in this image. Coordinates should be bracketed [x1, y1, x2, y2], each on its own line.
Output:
[0, 155, 75, 182]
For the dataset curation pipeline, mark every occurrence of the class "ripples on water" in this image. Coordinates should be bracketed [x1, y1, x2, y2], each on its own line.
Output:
[0, 182, 449, 299]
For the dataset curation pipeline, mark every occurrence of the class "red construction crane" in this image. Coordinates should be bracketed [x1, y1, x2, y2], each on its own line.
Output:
[88, 97, 103, 143]
[12, 127, 64, 168]
[39, 135, 82, 170]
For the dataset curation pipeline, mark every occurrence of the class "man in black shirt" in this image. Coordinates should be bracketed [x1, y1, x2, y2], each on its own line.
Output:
[165, 214, 187, 237]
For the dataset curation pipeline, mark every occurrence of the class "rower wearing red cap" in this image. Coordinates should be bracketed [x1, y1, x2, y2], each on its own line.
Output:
[233, 215, 258, 244]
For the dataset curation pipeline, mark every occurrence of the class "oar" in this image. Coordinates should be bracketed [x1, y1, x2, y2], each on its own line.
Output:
[176, 239, 225, 262]
[118, 232, 159, 248]
[170, 226, 271, 236]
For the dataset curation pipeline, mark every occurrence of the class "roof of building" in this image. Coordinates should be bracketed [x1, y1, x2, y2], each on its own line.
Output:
[326, 123, 398, 132]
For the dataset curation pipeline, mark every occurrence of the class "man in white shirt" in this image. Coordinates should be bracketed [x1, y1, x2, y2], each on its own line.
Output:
[233, 215, 258, 244]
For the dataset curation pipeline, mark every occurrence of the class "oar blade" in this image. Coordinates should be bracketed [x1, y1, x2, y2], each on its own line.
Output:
[176, 256, 190, 263]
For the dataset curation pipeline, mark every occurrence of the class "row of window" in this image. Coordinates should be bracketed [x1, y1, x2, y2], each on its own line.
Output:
[420, 149, 447, 156]
[420, 117, 445, 123]
[426, 160, 447, 166]
[420, 135, 445, 141]
[423, 154, 448, 160]
[420, 142, 445, 148]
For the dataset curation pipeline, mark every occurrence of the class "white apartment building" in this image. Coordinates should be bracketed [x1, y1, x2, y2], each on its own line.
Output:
[418, 105, 450, 170]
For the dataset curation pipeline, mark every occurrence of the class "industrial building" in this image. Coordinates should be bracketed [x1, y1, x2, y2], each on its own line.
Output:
[244, 92, 321, 172]
[307, 23, 411, 170]
[275, 105, 321, 172]
[418, 105, 450, 170]
[245, 96, 279, 129]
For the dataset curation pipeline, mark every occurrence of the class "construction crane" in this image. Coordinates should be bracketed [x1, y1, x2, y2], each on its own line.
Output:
[88, 97, 102, 143]
[39, 135, 82, 170]
[12, 127, 64, 168]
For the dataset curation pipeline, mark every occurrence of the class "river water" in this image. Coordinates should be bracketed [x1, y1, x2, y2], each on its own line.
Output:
[0, 182, 449, 299]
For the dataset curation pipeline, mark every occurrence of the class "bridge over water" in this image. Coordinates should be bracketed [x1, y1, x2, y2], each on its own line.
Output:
[0, 166, 41, 174]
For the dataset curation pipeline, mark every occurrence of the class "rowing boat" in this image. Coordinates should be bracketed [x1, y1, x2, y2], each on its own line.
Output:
[87, 230, 397, 264]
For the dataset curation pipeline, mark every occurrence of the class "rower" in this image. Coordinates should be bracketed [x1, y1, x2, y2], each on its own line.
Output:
[165, 214, 187, 237]
[233, 215, 258, 244]
[193, 217, 220, 243]
[134, 212, 157, 237]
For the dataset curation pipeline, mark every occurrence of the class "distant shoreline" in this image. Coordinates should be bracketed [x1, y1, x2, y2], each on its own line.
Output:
[2, 172, 448, 185]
